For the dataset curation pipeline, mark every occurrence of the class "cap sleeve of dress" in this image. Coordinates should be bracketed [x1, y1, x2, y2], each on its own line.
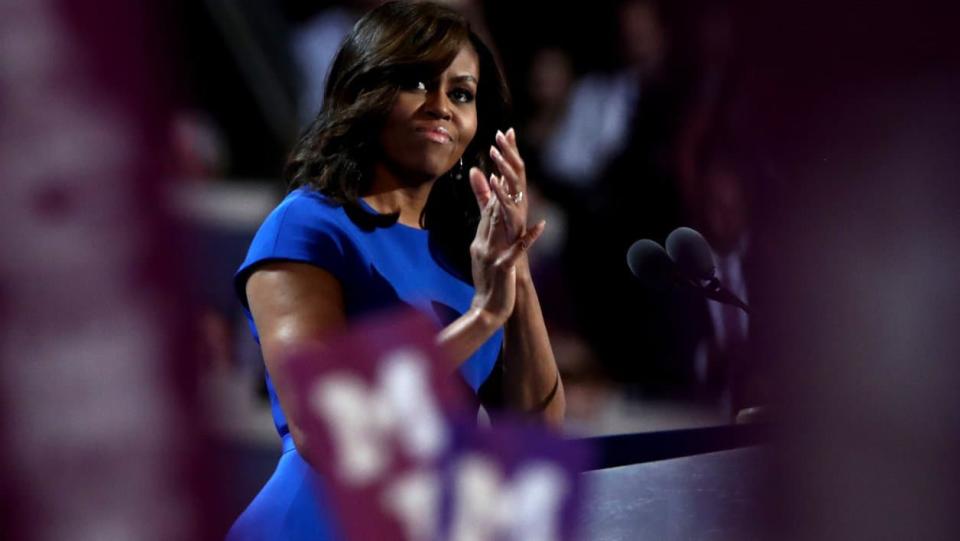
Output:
[234, 190, 351, 310]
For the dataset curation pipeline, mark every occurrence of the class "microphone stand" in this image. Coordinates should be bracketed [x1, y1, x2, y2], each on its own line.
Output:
[683, 276, 751, 315]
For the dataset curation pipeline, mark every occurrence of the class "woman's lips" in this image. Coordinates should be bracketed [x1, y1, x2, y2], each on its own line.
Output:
[416, 126, 452, 143]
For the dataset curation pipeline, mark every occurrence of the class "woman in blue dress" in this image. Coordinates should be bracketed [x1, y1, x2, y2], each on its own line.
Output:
[227, 2, 565, 539]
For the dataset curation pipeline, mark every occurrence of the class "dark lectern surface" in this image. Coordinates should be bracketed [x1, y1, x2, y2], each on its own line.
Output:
[576, 446, 768, 541]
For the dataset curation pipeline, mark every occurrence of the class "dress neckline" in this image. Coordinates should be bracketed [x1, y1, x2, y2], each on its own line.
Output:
[357, 196, 429, 234]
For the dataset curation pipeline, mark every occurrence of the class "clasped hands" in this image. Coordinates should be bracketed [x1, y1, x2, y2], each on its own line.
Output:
[468, 128, 545, 325]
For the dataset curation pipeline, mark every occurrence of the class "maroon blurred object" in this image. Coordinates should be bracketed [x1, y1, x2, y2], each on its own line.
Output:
[732, 1, 960, 538]
[0, 1, 216, 540]
[281, 308, 589, 541]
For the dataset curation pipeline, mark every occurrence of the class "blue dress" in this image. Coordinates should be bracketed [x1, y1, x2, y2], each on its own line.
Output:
[227, 188, 503, 540]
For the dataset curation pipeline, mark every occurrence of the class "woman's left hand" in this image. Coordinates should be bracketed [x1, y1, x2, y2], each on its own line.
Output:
[484, 128, 543, 244]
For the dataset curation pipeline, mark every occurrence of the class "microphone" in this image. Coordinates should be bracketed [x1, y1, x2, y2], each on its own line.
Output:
[665, 227, 750, 315]
[664, 227, 715, 281]
[626, 239, 675, 291]
[626, 228, 750, 314]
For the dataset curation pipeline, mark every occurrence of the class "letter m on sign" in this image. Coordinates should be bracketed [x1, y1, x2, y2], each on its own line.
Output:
[278, 308, 471, 540]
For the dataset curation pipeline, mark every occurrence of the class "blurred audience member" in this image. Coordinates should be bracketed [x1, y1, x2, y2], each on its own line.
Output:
[696, 152, 753, 413]
[198, 306, 236, 373]
[171, 109, 229, 179]
[555, 0, 705, 388]
[676, 2, 737, 222]
[541, 0, 666, 188]
[513, 47, 576, 331]
[523, 47, 575, 151]
[291, 1, 381, 124]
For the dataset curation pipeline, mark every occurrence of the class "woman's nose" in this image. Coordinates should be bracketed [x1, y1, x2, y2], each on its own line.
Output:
[422, 90, 452, 120]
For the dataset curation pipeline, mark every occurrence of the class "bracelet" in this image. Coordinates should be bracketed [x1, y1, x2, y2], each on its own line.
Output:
[526, 371, 561, 414]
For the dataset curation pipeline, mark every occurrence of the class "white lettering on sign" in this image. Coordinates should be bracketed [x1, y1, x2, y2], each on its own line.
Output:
[309, 348, 448, 485]
[381, 469, 440, 541]
[448, 455, 569, 541]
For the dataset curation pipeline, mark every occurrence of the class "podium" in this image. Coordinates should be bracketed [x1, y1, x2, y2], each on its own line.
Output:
[577, 446, 768, 540]
[572, 423, 769, 539]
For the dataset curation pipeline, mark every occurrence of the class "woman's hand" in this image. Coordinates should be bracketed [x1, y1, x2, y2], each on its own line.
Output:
[467, 129, 545, 324]
[485, 128, 543, 245]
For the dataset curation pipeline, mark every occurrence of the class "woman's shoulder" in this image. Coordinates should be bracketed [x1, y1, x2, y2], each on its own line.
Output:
[265, 187, 352, 234]
[236, 187, 355, 302]
[275, 187, 341, 218]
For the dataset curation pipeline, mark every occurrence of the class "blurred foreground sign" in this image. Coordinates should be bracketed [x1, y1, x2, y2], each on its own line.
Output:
[281, 309, 589, 541]
[0, 1, 208, 540]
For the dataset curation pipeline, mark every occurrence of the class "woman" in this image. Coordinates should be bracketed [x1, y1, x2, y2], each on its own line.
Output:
[228, 2, 564, 539]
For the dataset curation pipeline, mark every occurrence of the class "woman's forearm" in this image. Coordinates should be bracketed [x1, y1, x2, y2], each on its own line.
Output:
[436, 305, 504, 372]
[502, 259, 565, 427]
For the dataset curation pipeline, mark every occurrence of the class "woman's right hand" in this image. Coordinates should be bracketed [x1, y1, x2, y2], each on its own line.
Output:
[467, 166, 545, 325]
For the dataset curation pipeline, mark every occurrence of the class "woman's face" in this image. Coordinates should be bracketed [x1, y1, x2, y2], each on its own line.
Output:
[378, 44, 479, 183]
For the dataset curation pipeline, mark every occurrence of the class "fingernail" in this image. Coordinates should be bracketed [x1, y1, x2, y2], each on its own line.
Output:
[496, 130, 506, 142]
[490, 146, 501, 159]
[507, 127, 515, 138]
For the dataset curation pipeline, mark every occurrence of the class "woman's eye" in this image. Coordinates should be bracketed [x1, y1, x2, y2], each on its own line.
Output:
[450, 88, 475, 103]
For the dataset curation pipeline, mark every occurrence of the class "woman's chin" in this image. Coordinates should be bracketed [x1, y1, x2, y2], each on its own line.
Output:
[406, 161, 456, 182]
[382, 153, 457, 184]
[394, 167, 446, 186]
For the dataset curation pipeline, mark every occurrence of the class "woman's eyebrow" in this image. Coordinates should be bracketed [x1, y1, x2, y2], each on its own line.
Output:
[449, 74, 478, 85]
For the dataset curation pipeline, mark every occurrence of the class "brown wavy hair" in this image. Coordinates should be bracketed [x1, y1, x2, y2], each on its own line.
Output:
[285, 1, 511, 278]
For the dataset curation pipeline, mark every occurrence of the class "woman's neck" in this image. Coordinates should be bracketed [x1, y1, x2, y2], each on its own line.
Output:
[362, 163, 436, 229]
